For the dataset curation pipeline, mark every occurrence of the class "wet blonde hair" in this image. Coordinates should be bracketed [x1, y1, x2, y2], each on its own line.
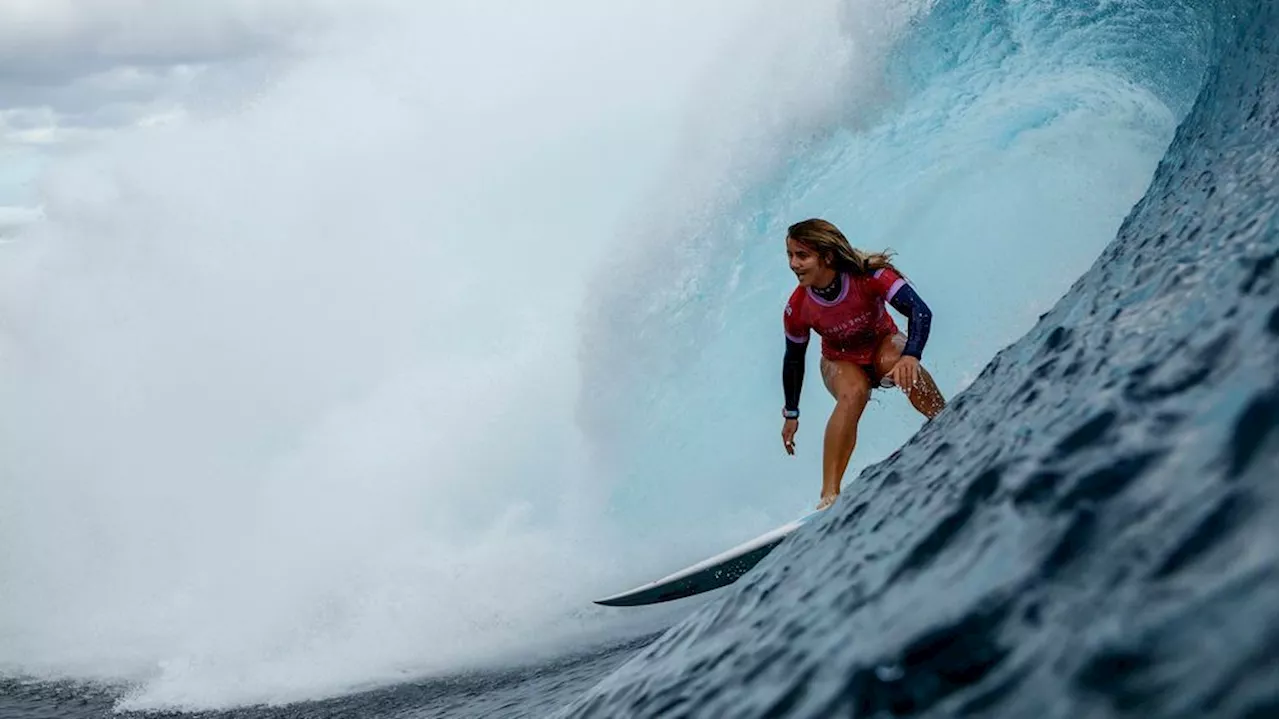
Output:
[787, 218, 897, 275]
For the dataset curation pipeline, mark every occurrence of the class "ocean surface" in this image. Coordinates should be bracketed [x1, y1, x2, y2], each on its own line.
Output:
[1, 0, 1275, 717]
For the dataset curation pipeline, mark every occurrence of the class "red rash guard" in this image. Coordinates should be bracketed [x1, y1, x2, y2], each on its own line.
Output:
[783, 267, 906, 364]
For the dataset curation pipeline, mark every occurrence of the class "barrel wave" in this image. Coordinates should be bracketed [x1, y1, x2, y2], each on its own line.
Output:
[0, 0, 1274, 717]
[566, 0, 1278, 716]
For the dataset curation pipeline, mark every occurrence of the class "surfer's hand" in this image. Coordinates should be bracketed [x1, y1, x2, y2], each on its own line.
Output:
[781, 419, 798, 455]
[890, 355, 921, 390]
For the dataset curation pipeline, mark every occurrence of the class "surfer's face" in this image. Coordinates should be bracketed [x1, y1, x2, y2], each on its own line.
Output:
[787, 237, 827, 286]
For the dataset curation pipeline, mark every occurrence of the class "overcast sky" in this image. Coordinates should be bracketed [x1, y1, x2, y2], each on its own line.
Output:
[0, 0, 357, 215]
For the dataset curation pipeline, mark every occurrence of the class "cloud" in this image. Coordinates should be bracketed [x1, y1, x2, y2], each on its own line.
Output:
[0, 0, 332, 82]
[2, 64, 220, 146]
[0, 0, 356, 144]
[0, 204, 42, 236]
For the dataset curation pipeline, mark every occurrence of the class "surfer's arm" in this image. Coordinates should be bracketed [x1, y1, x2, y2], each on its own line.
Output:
[889, 284, 932, 359]
[782, 294, 810, 416]
[782, 337, 807, 413]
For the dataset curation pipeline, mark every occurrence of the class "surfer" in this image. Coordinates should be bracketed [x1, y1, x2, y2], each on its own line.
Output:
[780, 218, 945, 510]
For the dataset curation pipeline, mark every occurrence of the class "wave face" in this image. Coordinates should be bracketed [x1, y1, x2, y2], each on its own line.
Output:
[563, 0, 1279, 715]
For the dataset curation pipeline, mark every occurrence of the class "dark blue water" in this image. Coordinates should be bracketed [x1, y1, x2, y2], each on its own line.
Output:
[2, 0, 1275, 717]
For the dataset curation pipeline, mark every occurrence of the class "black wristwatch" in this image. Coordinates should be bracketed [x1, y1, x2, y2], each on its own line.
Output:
[782, 408, 800, 420]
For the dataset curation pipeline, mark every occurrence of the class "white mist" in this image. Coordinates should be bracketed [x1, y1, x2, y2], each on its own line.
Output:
[0, 0, 914, 710]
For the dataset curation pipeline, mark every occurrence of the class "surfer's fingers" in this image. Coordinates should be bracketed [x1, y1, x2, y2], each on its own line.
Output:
[891, 363, 908, 388]
[894, 359, 919, 389]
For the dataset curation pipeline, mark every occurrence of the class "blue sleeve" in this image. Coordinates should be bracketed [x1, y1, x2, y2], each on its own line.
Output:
[889, 283, 932, 359]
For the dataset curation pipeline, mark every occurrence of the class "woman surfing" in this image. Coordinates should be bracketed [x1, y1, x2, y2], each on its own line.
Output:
[780, 218, 946, 510]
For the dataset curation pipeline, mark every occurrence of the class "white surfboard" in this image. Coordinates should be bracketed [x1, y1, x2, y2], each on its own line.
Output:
[593, 510, 823, 607]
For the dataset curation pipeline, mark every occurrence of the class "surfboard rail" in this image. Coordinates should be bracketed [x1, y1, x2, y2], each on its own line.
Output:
[593, 511, 821, 607]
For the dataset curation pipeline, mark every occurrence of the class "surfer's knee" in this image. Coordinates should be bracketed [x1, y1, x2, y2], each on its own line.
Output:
[834, 383, 870, 407]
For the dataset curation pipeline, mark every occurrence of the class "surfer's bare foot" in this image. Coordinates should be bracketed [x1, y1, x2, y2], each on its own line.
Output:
[816, 493, 838, 511]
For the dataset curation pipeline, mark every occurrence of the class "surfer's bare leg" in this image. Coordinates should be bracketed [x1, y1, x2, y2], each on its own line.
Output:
[818, 358, 872, 510]
[875, 333, 945, 419]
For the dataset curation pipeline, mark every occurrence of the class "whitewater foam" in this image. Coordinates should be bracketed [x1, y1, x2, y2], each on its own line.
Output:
[0, 0, 927, 710]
